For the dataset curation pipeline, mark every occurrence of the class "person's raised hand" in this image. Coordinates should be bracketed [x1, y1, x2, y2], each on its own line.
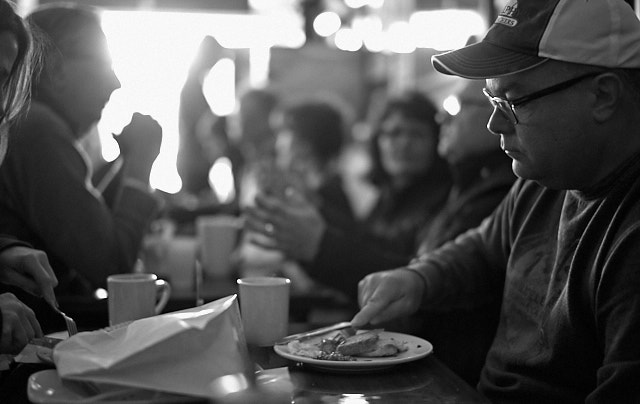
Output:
[0, 293, 42, 354]
[244, 188, 326, 262]
[351, 268, 425, 328]
[0, 246, 58, 308]
[114, 112, 163, 183]
[195, 36, 233, 69]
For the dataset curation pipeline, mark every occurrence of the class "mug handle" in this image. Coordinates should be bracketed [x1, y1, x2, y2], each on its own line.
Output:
[154, 279, 171, 314]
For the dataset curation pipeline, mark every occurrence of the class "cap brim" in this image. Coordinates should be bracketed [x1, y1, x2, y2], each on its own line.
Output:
[431, 41, 548, 79]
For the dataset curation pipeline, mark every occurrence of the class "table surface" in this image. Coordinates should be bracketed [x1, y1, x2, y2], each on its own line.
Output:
[2, 326, 488, 404]
[249, 345, 490, 404]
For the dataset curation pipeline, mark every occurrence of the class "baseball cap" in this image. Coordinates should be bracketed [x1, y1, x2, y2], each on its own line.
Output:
[431, 0, 640, 79]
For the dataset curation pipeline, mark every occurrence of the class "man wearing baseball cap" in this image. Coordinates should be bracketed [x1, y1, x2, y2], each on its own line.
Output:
[351, 1, 640, 402]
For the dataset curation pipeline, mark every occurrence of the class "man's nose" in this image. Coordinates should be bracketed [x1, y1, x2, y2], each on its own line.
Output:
[487, 108, 513, 136]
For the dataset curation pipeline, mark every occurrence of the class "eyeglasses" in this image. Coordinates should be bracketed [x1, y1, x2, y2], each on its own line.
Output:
[482, 72, 602, 125]
[379, 124, 430, 141]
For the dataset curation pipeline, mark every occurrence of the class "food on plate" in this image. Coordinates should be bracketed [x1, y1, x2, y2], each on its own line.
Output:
[359, 337, 408, 357]
[335, 330, 379, 356]
[287, 329, 408, 361]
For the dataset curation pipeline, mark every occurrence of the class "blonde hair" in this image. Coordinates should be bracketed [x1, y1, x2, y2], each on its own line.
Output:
[0, 0, 40, 161]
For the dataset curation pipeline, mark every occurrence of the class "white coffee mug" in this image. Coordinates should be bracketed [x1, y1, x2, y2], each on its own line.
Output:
[237, 276, 290, 346]
[197, 215, 240, 278]
[107, 273, 171, 326]
[163, 236, 199, 292]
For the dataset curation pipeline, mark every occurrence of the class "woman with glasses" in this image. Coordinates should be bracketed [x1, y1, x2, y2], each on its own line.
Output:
[245, 91, 452, 301]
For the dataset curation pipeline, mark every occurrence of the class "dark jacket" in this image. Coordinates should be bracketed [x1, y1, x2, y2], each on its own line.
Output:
[307, 157, 454, 299]
[0, 102, 160, 296]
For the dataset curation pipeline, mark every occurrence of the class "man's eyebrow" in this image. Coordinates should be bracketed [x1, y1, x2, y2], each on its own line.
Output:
[486, 80, 525, 98]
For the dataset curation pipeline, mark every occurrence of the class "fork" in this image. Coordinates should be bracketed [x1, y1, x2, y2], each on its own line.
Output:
[44, 292, 78, 336]
[53, 306, 78, 336]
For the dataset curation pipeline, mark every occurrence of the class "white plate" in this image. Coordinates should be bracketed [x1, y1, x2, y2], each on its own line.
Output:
[273, 331, 433, 372]
[27, 370, 203, 403]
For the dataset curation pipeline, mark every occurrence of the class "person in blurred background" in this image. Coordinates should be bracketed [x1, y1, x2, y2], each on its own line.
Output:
[164, 35, 237, 228]
[271, 98, 355, 225]
[232, 87, 280, 208]
[0, 0, 60, 355]
[169, 53, 279, 229]
[177, 35, 227, 197]
[245, 91, 451, 299]
[0, 4, 162, 329]
[237, 98, 355, 282]
[403, 79, 515, 384]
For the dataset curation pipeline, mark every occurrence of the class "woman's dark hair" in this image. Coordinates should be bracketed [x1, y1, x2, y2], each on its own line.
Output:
[279, 99, 346, 168]
[26, 3, 103, 99]
[0, 0, 38, 127]
[367, 90, 440, 186]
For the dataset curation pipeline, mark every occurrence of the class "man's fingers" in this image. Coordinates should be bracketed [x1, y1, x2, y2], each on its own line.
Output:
[357, 277, 376, 308]
[0, 320, 12, 353]
[2, 247, 59, 298]
[26, 308, 43, 339]
[247, 233, 279, 250]
[29, 253, 58, 303]
[244, 212, 269, 233]
[35, 251, 58, 284]
[1, 272, 39, 296]
[0, 305, 37, 354]
[42, 287, 58, 311]
[254, 193, 284, 215]
[245, 205, 274, 226]
[351, 298, 388, 328]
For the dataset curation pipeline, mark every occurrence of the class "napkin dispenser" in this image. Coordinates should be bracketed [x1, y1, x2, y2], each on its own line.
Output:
[54, 294, 253, 398]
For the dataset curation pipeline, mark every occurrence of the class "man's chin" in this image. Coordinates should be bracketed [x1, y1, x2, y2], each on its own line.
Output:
[513, 164, 566, 189]
[512, 162, 535, 182]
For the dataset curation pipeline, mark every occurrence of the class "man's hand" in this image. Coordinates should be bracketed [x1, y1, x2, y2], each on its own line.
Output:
[0, 246, 58, 307]
[114, 113, 163, 183]
[0, 293, 42, 354]
[244, 189, 326, 262]
[351, 268, 425, 328]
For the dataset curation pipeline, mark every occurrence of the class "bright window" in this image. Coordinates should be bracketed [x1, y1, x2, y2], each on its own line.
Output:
[97, 10, 303, 193]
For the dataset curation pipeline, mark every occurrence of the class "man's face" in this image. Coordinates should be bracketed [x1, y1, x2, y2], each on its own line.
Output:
[56, 27, 120, 135]
[485, 62, 598, 189]
[439, 81, 498, 165]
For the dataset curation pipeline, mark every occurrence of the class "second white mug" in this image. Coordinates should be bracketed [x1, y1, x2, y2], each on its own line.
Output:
[196, 215, 240, 278]
[237, 276, 290, 346]
[107, 273, 171, 326]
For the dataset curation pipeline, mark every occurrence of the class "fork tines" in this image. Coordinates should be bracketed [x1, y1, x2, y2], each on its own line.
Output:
[60, 311, 78, 336]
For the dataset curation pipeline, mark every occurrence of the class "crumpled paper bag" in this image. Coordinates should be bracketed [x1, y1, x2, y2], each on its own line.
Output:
[54, 294, 253, 398]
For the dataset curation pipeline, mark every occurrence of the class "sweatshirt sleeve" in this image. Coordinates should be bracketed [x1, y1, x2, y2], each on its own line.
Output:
[307, 226, 410, 300]
[406, 182, 515, 311]
[587, 222, 640, 402]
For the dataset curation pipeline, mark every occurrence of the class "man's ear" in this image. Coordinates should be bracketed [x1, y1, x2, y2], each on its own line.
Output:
[591, 72, 623, 123]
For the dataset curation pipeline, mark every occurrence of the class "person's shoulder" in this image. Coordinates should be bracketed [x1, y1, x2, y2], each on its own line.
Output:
[12, 103, 73, 147]
[7, 103, 75, 155]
